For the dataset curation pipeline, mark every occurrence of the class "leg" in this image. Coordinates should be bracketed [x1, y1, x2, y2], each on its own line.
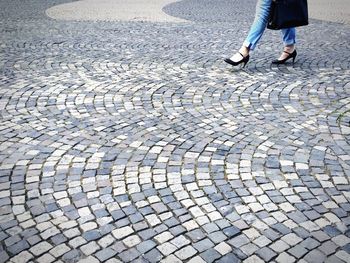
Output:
[243, 0, 273, 50]
[229, 0, 272, 62]
[277, 27, 296, 60]
[281, 27, 296, 47]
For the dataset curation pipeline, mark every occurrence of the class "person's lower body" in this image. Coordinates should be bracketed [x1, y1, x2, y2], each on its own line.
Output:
[225, 0, 297, 66]
[243, 0, 273, 51]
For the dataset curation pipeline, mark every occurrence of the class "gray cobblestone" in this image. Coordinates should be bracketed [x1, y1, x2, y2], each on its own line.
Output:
[118, 248, 141, 262]
[256, 247, 277, 262]
[288, 244, 308, 259]
[200, 248, 221, 263]
[0, 251, 10, 263]
[29, 241, 53, 256]
[144, 248, 163, 263]
[37, 253, 56, 263]
[1, 0, 350, 263]
[94, 247, 116, 262]
[303, 249, 327, 263]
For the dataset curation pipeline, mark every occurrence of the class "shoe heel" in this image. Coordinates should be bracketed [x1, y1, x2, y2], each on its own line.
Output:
[242, 56, 250, 68]
[292, 51, 297, 64]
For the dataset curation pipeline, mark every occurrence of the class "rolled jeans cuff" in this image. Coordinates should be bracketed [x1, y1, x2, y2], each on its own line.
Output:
[243, 40, 254, 50]
[284, 39, 296, 46]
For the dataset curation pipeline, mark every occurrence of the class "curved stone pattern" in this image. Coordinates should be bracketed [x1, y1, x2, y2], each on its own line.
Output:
[46, 0, 188, 22]
[308, 0, 350, 25]
[0, 0, 350, 263]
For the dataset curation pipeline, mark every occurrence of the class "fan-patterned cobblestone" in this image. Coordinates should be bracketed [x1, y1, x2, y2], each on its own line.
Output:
[0, 0, 349, 262]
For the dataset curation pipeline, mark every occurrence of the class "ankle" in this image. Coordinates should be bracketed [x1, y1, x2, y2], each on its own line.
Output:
[284, 45, 295, 53]
[239, 46, 249, 57]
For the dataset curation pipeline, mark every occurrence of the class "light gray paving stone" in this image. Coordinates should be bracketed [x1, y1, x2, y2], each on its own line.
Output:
[157, 242, 178, 256]
[175, 245, 198, 260]
[49, 243, 70, 258]
[80, 242, 100, 256]
[275, 252, 296, 263]
[29, 241, 53, 256]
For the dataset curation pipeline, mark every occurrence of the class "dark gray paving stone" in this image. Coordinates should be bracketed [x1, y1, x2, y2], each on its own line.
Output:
[133, 257, 150, 263]
[7, 240, 30, 255]
[325, 255, 345, 263]
[208, 231, 227, 244]
[193, 238, 215, 253]
[300, 238, 321, 250]
[133, 221, 149, 232]
[256, 247, 277, 261]
[216, 253, 240, 263]
[323, 226, 342, 237]
[287, 211, 308, 223]
[271, 223, 292, 235]
[223, 226, 241, 238]
[311, 230, 330, 242]
[139, 229, 157, 240]
[200, 248, 221, 263]
[94, 247, 117, 261]
[136, 240, 157, 254]
[303, 249, 326, 263]
[169, 225, 186, 236]
[62, 249, 82, 262]
[119, 248, 141, 262]
[318, 241, 338, 256]
[288, 244, 308, 259]
[304, 210, 321, 220]
[263, 229, 281, 241]
[0, 251, 9, 263]
[82, 230, 102, 241]
[228, 234, 250, 248]
[202, 223, 220, 234]
[186, 229, 206, 242]
[343, 243, 350, 254]
[293, 227, 310, 239]
[51, 234, 68, 245]
[111, 241, 127, 254]
[143, 248, 163, 263]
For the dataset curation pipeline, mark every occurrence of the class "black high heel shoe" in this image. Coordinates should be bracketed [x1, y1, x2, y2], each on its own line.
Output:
[224, 52, 250, 68]
[272, 50, 297, 65]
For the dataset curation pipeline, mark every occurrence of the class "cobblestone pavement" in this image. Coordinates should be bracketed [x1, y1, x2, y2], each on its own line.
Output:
[308, 0, 350, 24]
[1, 0, 350, 262]
[46, 0, 188, 23]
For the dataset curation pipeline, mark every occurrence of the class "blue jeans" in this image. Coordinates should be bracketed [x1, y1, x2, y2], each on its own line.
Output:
[243, 0, 296, 50]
